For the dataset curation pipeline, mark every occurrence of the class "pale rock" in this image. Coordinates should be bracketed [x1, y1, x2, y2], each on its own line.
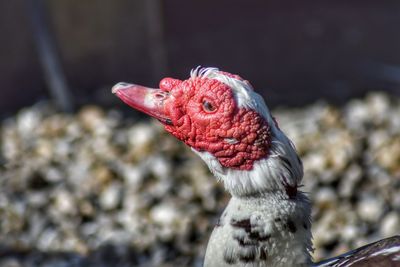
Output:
[392, 194, 400, 209]
[313, 210, 339, 247]
[44, 167, 63, 183]
[54, 139, 71, 160]
[128, 123, 157, 155]
[65, 121, 82, 139]
[37, 229, 58, 251]
[148, 180, 173, 199]
[81, 222, 99, 236]
[340, 225, 360, 242]
[54, 190, 77, 215]
[319, 169, 337, 184]
[150, 203, 181, 226]
[338, 164, 362, 198]
[26, 192, 47, 208]
[366, 93, 390, 124]
[366, 165, 392, 188]
[303, 152, 327, 173]
[35, 139, 53, 160]
[344, 99, 369, 130]
[388, 107, 400, 132]
[380, 212, 400, 237]
[149, 156, 171, 179]
[78, 106, 105, 132]
[0, 258, 23, 267]
[375, 137, 400, 173]
[122, 165, 146, 186]
[315, 187, 337, 210]
[367, 130, 390, 150]
[99, 182, 122, 210]
[357, 196, 384, 222]
[1, 127, 20, 161]
[16, 109, 41, 138]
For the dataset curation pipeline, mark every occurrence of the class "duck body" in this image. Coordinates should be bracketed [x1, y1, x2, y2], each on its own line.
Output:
[204, 191, 312, 267]
[113, 66, 400, 267]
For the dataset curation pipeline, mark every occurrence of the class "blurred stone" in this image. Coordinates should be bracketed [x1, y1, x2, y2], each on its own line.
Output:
[53, 190, 77, 216]
[128, 123, 157, 157]
[26, 192, 47, 208]
[380, 212, 400, 237]
[366, 92, 390, 124]
[121, 165, 146, 186]
[78, 106, 105, 132]
[344, 99, 369, 131]
[1, 126, 21, 161]
[0, 259, 23, 267]
[315, 187, 337, 210]
[35, 139, 53, 160]
[392, 194, 400, 209]
[375, 137, 400, 173]
[150, 203, 181, 226]
[149, 156, 172, 180]
[79, 200, 95, 217]
[16, 108, 41, 139]
[99, 182, 122, 210]
[303, 153, 327, 173]
[37, 228, 59, 251]
[43, 167, 64, 183]
[357, 196, 384, 222]
[338, 164, 362, 198]
[313, 210, 339, 247]
[93, 165, 114, 187]
[340, 225, 360, 242]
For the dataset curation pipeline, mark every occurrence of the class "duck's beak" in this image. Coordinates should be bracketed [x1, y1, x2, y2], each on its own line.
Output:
[112, 82, 172, 125]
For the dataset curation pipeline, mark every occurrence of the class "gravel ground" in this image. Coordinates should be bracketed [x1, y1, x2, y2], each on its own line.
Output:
[0, 92, 399, 267]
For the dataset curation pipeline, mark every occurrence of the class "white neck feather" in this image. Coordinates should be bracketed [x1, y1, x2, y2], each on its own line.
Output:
[193, 125, 303, 197]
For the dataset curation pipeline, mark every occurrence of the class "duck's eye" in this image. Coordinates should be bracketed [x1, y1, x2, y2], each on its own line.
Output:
[202, 100, 216, 112]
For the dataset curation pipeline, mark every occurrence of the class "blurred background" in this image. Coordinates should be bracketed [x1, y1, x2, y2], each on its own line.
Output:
[2, 0, 400, 114]
[0, 0, 400, 266]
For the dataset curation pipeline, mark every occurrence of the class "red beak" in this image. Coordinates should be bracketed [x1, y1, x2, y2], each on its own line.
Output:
[112, 82, 172, 125]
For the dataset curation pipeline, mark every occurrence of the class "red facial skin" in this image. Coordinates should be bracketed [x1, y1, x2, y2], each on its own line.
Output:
[159, 76, 271, 170]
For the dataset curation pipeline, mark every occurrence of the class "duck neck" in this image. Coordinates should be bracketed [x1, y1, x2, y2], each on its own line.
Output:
[221, 189, 314, 266]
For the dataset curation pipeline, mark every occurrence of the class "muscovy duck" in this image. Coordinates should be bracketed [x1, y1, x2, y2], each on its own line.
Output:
[112, 67, 400, 267]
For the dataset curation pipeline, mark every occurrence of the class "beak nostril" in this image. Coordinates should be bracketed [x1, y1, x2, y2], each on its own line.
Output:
[155, 93, 165, 99]
[154, 92, 169, 99]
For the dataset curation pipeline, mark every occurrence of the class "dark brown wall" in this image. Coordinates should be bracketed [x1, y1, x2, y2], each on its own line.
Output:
[164, 1, 400, 105]
[0, 0, 43, 113]
[1, 1, 400, 114]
